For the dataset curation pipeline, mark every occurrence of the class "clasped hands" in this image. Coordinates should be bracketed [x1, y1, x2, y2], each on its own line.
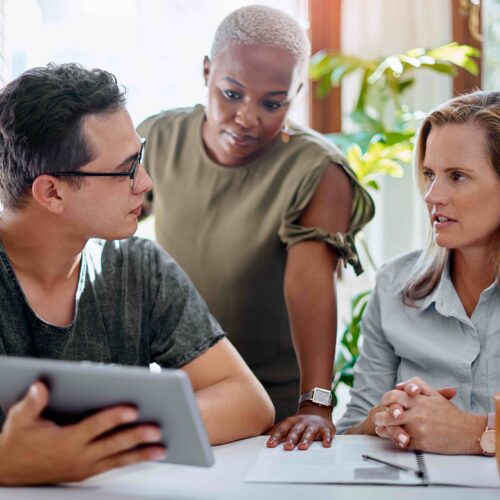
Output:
[371, 377, 485, 454]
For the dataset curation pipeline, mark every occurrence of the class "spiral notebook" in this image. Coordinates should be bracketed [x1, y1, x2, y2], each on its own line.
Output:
[246, 435, 500, 488]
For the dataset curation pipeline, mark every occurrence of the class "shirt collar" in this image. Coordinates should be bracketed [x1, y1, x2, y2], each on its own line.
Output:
[417, 257, 452, 312]
[417, 257, 499, 320]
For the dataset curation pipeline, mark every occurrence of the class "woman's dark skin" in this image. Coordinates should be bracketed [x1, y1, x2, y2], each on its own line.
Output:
[201, 43, 353, 450]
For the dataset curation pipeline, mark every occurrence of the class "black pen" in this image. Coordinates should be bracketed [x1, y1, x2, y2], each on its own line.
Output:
[362, 454, 424, 478]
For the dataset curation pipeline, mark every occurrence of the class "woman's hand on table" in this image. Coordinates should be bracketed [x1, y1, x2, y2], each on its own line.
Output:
[372, 377, 484, 454]
[266, 402, 335, 450]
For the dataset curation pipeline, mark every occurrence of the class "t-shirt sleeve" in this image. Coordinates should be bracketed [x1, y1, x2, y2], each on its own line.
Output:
[145, 242, 226, 368]
[336, 275, 399, 433]
[278, 161, 375, 275]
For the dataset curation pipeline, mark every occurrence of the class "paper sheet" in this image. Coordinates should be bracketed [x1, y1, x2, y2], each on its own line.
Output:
[246, 435, 422, 485]
[246, 435, 500, 487]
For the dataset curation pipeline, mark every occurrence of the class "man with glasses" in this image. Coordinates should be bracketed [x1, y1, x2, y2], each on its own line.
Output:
[49, 137, 146, 189]
[0, 63, 274, 485]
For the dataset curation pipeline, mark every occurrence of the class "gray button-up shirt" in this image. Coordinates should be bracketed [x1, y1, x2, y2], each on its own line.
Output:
[337, 250, 500, 433]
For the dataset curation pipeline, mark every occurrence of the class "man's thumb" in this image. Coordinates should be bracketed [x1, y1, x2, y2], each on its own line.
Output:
[10, 381, 50, 424]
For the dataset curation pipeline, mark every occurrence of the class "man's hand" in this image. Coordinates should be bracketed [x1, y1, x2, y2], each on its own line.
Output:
[0, 382, 166, 486]
[266, 403, 335, 450]
[372, 377, 485, 454]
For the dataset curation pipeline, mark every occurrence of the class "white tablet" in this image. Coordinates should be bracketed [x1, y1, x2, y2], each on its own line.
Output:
[0, 356, 214, 467]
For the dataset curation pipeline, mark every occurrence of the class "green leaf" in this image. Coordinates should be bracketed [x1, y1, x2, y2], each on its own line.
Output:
[420, 61, 456, 75]
[399, 55, 422, 68]
[427, 43, 480, 75]
[366, 179, 380, 190]
[397, 78, 415, 93]
[373, 158, 404, 177]
[316, 74, 333, 99]
[330, 62, 359, 86]
[309, 52, 338, 80]
[346, 144, 363, 170]
[386, 55, 404, 76]
[355, 68, 371, 113]
[339, 373, 354, 387]
[349, 111, 385, 134]
[406, 47, 426, 58]
[352, 290, 371, 309]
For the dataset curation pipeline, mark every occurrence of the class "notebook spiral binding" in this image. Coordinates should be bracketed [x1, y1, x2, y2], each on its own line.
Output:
[415, 450, 429, 485]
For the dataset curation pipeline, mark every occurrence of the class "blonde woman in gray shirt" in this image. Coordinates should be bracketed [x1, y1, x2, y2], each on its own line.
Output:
[338, 90, 500, 456]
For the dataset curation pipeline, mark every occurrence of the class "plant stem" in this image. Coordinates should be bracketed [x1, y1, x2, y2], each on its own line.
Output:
[357, 232, 378, 271]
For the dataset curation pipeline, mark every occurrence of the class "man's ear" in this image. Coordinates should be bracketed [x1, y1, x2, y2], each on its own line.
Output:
[31, 175, 65, 214]
[203, 56, 211, 86]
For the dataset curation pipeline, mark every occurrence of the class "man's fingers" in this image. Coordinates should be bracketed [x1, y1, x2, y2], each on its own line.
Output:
[8, 381, 50, 427]
[74, 406, 139, 444]
[87, 424, 164, 462]
[437, 387, 457, 400]
[88, 446, 166, 479]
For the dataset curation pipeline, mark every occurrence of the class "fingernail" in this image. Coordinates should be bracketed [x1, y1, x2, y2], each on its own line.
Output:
[399, 433, 409, 444]
[150, 449, 166, 460]
[29, 384, 39, 397]
[393, 409, 402, 418]
[145, 429, 162, 441]
[409, 384, 419, 393]
[121, 409, 138, 422]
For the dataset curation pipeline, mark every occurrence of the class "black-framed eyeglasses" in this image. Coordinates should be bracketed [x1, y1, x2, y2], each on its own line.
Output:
[46, 138, 146, 191]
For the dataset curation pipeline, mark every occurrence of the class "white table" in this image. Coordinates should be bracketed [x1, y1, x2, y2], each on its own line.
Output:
[0, 437, 498, 499]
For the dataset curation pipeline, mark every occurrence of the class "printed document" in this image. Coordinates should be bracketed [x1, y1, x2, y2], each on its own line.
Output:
[246, 435, 500, 487]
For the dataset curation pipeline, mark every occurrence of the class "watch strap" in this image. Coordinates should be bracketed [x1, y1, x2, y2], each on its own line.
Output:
[487, 412, 495, 430]
[479, 415, 496, 456]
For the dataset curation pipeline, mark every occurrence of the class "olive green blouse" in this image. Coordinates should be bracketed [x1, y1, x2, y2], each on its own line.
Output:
[138, 105, 374, 387]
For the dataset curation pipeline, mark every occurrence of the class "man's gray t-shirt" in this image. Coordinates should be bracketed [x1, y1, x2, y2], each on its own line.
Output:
[0, 237, 225, 428]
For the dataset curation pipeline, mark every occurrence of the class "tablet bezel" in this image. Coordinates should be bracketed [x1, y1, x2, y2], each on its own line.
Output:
[0, 356, 214, 467]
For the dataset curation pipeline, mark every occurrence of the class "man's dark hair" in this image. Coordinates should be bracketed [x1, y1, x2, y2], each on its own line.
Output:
[0, 62, 127, 209]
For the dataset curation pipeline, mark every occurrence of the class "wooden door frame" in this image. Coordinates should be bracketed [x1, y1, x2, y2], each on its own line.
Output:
[308, 0, 342, 133]
[451, 0, 482, 94]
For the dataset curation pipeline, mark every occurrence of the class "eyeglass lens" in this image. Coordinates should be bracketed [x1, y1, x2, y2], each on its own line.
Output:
[130, 141, 145, 190]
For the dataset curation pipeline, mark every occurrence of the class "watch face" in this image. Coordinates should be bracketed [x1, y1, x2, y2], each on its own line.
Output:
[312, 388, 332, 406]
[480, 430, 496, 454]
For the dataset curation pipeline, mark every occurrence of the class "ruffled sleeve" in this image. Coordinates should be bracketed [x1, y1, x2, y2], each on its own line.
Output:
[278, 161, 375, 276]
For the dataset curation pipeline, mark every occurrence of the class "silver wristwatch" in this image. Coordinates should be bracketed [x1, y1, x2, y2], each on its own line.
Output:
[298, 387, 332, 407]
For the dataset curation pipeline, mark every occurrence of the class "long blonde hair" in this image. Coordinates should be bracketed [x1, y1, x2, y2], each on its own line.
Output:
[403, 90, 500, 305]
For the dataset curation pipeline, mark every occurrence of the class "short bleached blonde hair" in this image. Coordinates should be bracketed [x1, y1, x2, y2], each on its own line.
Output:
[210, 4, 311, 80]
